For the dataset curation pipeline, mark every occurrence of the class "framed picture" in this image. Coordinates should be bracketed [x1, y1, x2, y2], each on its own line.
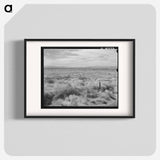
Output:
[25, 39, 135, 118]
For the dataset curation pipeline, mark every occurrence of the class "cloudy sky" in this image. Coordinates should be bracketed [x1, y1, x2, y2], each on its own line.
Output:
[44, 48, 117, 68]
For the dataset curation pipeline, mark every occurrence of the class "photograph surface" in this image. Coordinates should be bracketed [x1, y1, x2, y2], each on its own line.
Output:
[42, 47, 118, 108]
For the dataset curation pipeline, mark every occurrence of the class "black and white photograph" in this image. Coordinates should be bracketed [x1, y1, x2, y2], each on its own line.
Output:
[41, 47, 118, 108]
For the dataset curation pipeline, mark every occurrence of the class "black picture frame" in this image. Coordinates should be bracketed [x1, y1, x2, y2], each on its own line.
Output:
[24, 39, 135, 118]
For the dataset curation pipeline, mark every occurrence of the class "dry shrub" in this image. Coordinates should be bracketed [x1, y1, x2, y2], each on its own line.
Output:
[63, 75, 71, 80]
[43, 92, 54, 105]
[44, 68, 118, 106]
[54, 85, 81, 100]
[79, 76, 87, 81]
[47, 79, 54, 84]
[105, 84, 115, 91]
[108, 93, 117, 100]
[87, 88, 98, 98]
[62, 95, 88, 106]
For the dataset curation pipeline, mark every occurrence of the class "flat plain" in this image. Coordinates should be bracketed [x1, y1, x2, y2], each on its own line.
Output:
[43, 68, 118, 107]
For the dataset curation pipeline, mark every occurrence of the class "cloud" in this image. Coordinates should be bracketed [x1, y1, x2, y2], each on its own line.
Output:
[44, 49, 79, 59]
[44, 48, 117, 67]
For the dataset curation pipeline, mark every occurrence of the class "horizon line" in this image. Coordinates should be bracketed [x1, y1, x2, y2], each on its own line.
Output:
[44, 66, 117, 68]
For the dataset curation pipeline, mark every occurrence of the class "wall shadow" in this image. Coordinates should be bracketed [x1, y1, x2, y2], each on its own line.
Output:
[12, 40, 24, 119]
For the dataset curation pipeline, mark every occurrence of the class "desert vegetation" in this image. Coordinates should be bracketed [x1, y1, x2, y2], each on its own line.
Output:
[43, 68, 117, 107]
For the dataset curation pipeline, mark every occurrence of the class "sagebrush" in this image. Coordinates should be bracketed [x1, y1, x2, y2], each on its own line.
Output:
[43, 68, 117, 107]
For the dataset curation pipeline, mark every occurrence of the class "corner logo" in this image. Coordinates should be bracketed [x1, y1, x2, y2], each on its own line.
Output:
[4, 4, 12, 13]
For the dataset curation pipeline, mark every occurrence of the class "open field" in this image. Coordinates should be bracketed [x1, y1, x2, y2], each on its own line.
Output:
[43, 68, 118, 107]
